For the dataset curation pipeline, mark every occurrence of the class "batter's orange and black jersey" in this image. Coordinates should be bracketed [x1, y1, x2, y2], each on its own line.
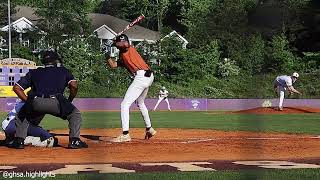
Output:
[119, 46, 150, 75]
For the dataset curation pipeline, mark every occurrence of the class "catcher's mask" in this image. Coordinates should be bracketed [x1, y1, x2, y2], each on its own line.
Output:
[115, 34, 129, 43]
[41, 51, 62, 66]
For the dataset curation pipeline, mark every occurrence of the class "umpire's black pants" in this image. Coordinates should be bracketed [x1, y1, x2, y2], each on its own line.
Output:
[15, 97, 82, 139]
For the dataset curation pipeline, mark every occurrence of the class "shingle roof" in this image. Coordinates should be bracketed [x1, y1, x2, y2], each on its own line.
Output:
[12, 6, 40, 24]
[12, 6, 160, 41]
[89, 13, 160, 41]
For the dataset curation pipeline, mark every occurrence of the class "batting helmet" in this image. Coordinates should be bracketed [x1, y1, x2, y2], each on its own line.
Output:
[292, 72, 299, 78]
[41, 50, 62, 65]
[115, 34, 129, 43]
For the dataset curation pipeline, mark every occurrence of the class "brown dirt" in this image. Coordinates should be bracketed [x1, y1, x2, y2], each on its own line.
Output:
[232, 106, 320, 114]
[0, 128, 319, 164]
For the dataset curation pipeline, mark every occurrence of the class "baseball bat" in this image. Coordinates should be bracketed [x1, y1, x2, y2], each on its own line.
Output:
[116, 14, 145, 37]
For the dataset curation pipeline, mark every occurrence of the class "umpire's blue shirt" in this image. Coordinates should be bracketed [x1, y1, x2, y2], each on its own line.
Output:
[15, 66, 76, 96]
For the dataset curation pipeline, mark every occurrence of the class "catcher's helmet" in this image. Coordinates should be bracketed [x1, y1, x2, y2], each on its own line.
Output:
[41, 50, 62, 65]
[115, 34, 129, 43]
[292, 72, 299, 78]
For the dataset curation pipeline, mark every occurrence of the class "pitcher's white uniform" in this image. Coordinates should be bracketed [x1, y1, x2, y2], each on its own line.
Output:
[273, 72, 300, 110]
[153, 87, 171, 111]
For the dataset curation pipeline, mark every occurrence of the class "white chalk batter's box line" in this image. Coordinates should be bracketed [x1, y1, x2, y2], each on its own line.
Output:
[101, 136, 320, 144]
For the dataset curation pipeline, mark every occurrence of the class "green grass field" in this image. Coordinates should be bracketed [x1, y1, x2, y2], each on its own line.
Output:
[1, 111, 320, 180]
[52, 169, 320, 180]
[1, 111, 318, 134]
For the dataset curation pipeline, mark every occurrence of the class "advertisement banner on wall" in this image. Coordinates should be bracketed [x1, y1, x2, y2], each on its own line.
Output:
[186, 99, 207, 111]
[0, 86, 17, 97]
[0, 86, 31, 97]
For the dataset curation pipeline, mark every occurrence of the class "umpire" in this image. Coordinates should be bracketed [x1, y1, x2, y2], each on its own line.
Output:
[10, 50, 88, 149]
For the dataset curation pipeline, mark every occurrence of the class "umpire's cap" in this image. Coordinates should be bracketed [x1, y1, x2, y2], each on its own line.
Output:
[41, 50, 61, 65]
[115, 34, 129, 43]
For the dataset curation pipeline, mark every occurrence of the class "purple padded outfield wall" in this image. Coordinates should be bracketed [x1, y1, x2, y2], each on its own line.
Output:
[1, 98, 320, 112]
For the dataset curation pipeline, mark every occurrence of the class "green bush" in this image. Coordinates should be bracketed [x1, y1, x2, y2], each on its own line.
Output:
[229, 34, 266, 75]
[266, 34, 296, 73]
[217, 58, 240, 77]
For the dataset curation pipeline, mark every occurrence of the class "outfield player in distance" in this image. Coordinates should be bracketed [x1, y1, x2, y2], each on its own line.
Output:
[2, 99, 57, 147]
[153, 86, 171, 111]
[106, 34, 156, 142]
[273, 72, 302, 111]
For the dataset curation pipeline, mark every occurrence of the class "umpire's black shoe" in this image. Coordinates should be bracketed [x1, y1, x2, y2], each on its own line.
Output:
[68, 137, 88, 149]
[8, 137, 25, 149]
[53, 137, 59, 147]
[4, 133, 14, 146]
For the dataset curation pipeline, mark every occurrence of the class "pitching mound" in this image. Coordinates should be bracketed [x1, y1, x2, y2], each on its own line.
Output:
[0, 128, 320, 164]
[232, 106, 320, 114]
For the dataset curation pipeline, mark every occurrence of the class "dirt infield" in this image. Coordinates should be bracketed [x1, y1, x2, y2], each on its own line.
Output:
[232, 106, 320, 114]
[0, 128, 320, 164]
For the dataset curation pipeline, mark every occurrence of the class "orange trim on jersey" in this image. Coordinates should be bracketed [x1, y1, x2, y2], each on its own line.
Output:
[120, 47, 149, 74]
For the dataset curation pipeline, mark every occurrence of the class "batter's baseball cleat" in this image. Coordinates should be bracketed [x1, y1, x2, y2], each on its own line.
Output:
[8, 137, 24, 149]
[278, 107, 283, 111]
[68, 137, 88, 149]
[145, 127, 157, 140]
[111, 134, 131, 143]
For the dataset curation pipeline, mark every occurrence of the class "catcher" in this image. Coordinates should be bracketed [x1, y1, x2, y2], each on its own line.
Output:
[106, 34, 156, 142]
[2, 98, 57, 147]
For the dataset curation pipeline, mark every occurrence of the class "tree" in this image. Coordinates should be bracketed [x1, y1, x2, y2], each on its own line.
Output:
[0, 0, 19, 27]
[96, 0, 122, 15]
[58, 35, 108, 86]
[266, 34, 296, 72]
[157, 37, 220, 83]
[0, 1, 8, 27]
[34, 0, 92, 48]
[162, 0, 188, 34]
[103, 0, 170, 31]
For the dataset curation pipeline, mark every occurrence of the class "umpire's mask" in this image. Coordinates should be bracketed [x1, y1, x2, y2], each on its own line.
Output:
[41, 51, 62, 66]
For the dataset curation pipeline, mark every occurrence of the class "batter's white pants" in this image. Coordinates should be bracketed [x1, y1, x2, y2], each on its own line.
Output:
[153, 97, 171, 111]
[121, 70, 154, 132]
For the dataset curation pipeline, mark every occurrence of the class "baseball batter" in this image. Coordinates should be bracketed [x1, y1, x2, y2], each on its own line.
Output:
[153, 86, 171, 111]
[2, 99, 56, 147]
[273, 72, 302, 110]
[107, 34, 156, 142]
